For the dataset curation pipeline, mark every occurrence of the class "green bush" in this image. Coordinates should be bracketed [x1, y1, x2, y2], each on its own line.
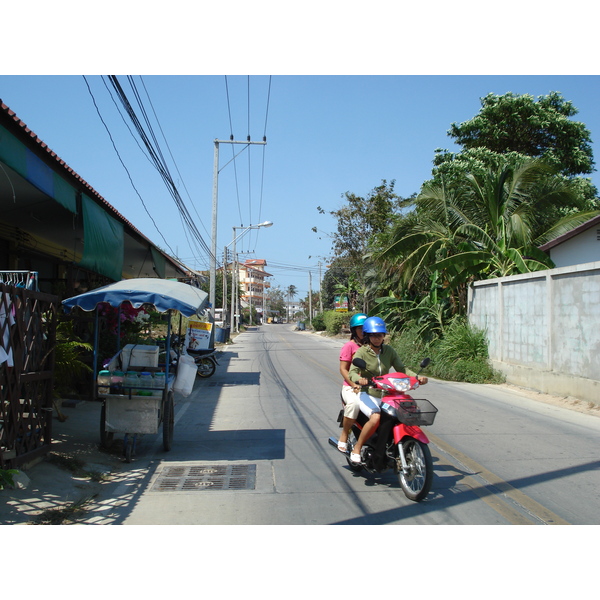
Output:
[389, 323, 432, 372]
[390, 316, 504, 384]
[433, 317, 503, 383]
[322, 310, 351, 335]
[311, 313, 326, 331]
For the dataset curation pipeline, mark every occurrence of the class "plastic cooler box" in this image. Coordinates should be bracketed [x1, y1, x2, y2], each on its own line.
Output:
[121, 344, 159, 371]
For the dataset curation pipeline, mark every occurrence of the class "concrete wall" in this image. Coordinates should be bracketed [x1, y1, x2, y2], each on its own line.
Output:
[468, 261, 600, 404]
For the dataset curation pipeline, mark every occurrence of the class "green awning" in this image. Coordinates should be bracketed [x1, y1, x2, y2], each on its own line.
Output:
[0, 124, 77, 213]
[78, 194, 123, 280]
[151, 246, 166, 279]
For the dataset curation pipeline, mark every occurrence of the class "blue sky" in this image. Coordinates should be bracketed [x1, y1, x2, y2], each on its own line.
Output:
[2, 74, 600, 299]
[2, 1, 600, 300]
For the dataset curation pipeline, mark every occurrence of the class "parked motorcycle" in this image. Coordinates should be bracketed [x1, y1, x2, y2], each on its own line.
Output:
[189, 349, 219, 378]
[167, 335, 219, 378]
[329, 357, 437, 502]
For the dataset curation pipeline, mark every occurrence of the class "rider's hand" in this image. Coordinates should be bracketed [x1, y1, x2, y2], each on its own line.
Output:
[418, 376, 428, 385]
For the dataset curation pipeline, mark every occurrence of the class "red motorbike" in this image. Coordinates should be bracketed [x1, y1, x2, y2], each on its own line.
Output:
[329, 357, 437, 502]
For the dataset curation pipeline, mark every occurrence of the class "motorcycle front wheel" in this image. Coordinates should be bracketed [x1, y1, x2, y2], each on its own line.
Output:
[398, 439, 433, 502]
[196, 358, 216, 378]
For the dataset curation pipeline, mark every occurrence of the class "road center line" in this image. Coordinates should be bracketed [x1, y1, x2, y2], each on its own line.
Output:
[429, 433, 570, 525]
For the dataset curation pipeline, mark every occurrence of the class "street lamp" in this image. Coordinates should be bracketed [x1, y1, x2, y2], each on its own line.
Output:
[230, 221, 273, 332]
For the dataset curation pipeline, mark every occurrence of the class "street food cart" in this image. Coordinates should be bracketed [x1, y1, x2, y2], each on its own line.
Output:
[62, 278, 209, 462]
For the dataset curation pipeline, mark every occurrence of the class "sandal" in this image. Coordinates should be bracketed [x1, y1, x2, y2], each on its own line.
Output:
[337, 441, 347, 452]
[350, 452, 361, 465]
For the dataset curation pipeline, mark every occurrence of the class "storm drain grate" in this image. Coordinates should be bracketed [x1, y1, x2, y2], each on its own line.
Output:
[151, 464, 256, 492]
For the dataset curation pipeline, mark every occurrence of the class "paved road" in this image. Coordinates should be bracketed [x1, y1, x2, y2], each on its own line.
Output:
[87, 325, 600, 525]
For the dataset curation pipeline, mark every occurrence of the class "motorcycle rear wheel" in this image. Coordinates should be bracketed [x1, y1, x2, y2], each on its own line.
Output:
[398, 439, 433, 502]
[196, 358, 216, 378]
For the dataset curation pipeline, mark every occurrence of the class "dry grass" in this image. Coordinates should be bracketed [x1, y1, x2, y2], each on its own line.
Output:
[29, 495, 97, 525]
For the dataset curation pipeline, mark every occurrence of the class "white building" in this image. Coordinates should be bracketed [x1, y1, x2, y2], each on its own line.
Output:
[238, 259, 272, 319]
[539, 214, 600, 268]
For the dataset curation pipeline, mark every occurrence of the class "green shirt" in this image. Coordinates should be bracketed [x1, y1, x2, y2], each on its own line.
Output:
[349, 344, 416, 398]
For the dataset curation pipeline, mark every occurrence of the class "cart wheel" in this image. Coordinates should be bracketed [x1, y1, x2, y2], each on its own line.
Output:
[100, 402, 114, 449]
[124, 436, 134, 463]
[163, 391, 174, 451]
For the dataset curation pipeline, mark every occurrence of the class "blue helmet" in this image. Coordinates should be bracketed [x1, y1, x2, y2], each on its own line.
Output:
[349, 313, 368, 329]
[362, 316, 387, 334]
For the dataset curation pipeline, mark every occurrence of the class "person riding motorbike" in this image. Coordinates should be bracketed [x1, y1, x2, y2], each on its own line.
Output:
[337, 313, 368, 452]
[348, 316, 428, 464]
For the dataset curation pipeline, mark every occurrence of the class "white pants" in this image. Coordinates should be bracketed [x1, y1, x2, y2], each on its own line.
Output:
[357, 391, 382, 418]
[341, 385, 361, 419]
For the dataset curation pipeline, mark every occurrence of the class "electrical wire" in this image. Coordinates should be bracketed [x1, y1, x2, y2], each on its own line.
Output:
[224, 76, 243, 224]
[246, 76, 253, 233]
[82, 75, 177, 256]
[101, 76, 209, 270]
[106, 76, 215, 268]
[139, 76, 212, 250]
[99, 76, 202, 265]
[252, 75, 272, 253]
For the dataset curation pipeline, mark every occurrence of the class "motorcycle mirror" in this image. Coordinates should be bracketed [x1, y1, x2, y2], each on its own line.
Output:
[352, 358, 367, 370]
[420, 357, 431, 369]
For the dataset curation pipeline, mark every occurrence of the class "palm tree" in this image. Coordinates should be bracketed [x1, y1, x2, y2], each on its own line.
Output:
[432, 159, 594, 281]
[286, 285, 298, 322]
[376, 158, 596, 314]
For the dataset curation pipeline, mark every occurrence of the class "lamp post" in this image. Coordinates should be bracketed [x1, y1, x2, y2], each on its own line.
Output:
[229, 221, 273, 333]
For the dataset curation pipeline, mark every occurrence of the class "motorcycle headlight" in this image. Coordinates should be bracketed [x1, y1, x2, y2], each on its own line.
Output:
[386, 377, 411, 392]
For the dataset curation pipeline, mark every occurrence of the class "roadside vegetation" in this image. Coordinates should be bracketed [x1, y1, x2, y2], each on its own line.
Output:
[309, 92, 599, 384]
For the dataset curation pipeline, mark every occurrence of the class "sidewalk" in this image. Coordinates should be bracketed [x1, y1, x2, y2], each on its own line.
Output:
[1, 342, 233, 525]
[1, 338, 236, 525]
[0, 400, 126, 525]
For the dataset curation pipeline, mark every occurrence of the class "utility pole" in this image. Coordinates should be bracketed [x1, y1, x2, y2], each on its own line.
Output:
[319, 262, 323, 313]
[210, 137, 267, 326]
[222, 246, 228, 326]
[230, 221, 273, 333]
[309, 270, 313, 327]
[249, 265, 253, 326]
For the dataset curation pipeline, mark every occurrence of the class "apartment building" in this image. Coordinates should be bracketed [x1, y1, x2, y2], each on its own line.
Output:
[238, 259, 272, 319]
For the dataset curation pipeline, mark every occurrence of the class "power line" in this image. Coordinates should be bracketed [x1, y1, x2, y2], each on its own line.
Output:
[224, 76, 243, 224]
[106, 75, 215, 267]
[100, 75, 205, 267]
[139, 76, 212, 255]
[253, 75, 272, 253]
[222, 76, 272, 249]
[82, 75, 176, 256]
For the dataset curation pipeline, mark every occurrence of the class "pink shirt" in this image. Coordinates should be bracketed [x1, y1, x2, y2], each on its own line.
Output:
[340, 340, 361, 386]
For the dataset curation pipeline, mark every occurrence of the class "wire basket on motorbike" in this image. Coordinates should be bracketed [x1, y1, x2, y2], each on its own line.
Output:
[383, 398, 438, 427]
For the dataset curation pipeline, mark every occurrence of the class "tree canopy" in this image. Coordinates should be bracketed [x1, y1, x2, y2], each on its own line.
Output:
[430, 92, 599, 239]
[317, 180, 414, 311]
[322, 90, 598, 332]
[447, 92, 595, 177]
